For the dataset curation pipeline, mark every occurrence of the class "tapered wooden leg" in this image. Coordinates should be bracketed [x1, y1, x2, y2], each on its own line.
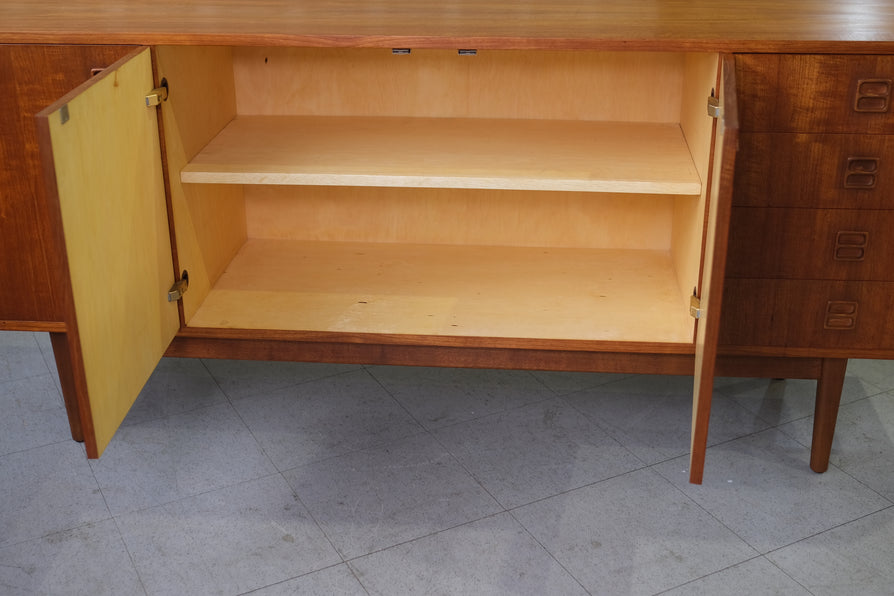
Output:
[810, 358, 848, 473]
[689, 370, 714, 484]
[50, 332, 84, 443]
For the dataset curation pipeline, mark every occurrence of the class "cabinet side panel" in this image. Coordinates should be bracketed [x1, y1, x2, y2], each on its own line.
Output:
[155, 46, 245, 323]
[0, 44, 133, 325]
[40, 48, 180, 455]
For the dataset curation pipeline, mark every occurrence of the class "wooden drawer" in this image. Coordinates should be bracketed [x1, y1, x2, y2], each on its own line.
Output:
[726, 207, 894, 280]
[734, 133, 894, 208]
[719, 279, 894, 351]
[736, 54, 894, 133]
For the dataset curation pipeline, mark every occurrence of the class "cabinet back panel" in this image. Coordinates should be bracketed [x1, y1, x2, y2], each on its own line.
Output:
[231, 50, 717, 255]
[244, 186, 673, 250]
[232, 48, 685, 122]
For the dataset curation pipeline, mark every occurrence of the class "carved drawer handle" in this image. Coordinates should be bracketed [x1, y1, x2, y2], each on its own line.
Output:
[844, 157, 880, 189]
[854, 79, 892, 113]
[825, 301, 859, 330]
[834, 230, 869, 261]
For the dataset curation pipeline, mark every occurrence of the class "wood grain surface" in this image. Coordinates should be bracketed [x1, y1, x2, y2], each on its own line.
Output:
[186, 239, 696, 344]
[183, 116, 701, 194]
[0, 45, 132, 326]
[37, 48, 181, 456]
[1, 1, 893, 51]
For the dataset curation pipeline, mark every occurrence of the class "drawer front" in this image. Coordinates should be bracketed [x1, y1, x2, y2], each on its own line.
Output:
[720, 279, 894, 351]
[737, 54, 894, 133]
[734, 133, 894, 208]
[726, 207, 894, 280]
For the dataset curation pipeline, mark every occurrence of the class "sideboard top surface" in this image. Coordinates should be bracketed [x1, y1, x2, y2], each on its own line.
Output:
[2, 0, 893, 52]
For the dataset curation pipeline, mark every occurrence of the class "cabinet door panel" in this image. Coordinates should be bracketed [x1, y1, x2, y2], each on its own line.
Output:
[691, 55, 738, 484]
[36, 47, 179, 456]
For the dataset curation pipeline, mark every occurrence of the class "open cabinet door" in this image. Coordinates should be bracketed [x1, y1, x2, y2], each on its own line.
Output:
[690, 55, 739, 484]
[37, 47, 180, 457]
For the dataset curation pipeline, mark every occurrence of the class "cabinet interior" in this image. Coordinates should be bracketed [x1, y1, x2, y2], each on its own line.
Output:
[157, 46, 720, 345]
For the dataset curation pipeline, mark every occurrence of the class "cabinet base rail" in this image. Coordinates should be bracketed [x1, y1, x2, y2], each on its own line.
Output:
[166, 334, 844, 481]
[42, 325, 847, 480]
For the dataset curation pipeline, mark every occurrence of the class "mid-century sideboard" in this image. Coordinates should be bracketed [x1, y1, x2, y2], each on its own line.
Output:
[2, 1, 893, 484]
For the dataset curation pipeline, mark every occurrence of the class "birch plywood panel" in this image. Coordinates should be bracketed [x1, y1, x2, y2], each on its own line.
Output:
[182, 116, 701, 194]
[39, 48, 180, 456]
[155, 46, 246, 322]
[243, 186, 674, 251]
[232, 49, 685, 123]
[187, 239, 694, 344]
[672, 53, 721, 307]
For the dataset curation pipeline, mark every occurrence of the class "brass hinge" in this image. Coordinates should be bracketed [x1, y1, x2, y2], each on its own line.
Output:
[707, 95, 721, 119]
[167, 272, 188, 302]
[689, 293, 702, 319]
[145, 79, 169, 107]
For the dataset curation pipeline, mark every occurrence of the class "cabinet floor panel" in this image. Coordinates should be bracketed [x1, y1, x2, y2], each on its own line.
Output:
[186, 239, 695, 344]
[181, 116, 702, 195]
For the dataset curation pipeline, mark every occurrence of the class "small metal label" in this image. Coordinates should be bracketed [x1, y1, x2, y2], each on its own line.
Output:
[60, 104, 70, 125]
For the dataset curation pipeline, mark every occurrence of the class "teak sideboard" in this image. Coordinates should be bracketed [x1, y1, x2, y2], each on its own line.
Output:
[2, 1, 894, 484]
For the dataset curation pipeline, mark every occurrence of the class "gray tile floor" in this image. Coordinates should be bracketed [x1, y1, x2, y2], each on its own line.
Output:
[2, 330, 893, 595]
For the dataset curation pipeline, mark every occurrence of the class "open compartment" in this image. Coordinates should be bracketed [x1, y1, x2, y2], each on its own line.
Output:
[158, 47, 720, 347]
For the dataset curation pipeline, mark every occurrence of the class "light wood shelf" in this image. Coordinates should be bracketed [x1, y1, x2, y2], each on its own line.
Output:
[181, 116, 702, 195]
[186, 238, 695, 344]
